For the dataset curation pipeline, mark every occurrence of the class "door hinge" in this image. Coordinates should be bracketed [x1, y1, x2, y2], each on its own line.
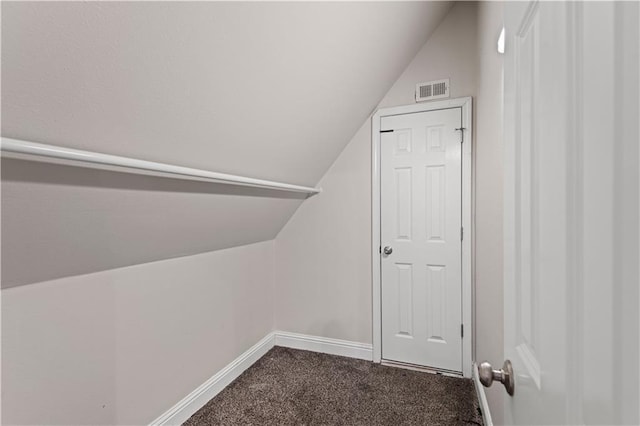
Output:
[380, 129, 394, 133]
[455, 127, 466, 143]
[460, 227, 464, 241]
[461, 324, 464, 338]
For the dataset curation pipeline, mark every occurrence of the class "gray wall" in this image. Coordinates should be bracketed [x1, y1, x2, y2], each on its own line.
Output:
[0, 3, 453, 424]
[2, 241, 274, 425]
[1, 1, 451, 287]
[275, 2, 480, 343]
[1, 158, 304, 287]
[1, 2, 509, 424]
[275, 3, 506, 422]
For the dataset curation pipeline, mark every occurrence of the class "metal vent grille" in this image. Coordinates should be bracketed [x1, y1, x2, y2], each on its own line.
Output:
[420, 84, 432, 98]
[415, 79, 450, 102]
[433, 82, 447, 96]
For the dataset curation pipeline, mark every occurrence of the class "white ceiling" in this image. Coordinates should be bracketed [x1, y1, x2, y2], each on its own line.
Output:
[1, 1, 453, 287]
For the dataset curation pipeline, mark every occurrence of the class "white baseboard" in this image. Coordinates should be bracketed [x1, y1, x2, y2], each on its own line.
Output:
[274, 331, 373, 361]
[149, 333, 275, 426]
[150, 331, 372, 425]
[472, 363, 493, 426]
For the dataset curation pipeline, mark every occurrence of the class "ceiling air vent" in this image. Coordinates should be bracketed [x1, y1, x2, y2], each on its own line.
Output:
[415, 79, 450, 102]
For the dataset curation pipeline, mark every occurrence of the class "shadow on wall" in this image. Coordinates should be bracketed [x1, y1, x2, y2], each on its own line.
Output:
[1, 158, 311, 200]
[1, 158, 308, 288]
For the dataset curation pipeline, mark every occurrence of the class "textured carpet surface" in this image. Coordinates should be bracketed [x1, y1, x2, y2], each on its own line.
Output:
[184, 346, 483, 425]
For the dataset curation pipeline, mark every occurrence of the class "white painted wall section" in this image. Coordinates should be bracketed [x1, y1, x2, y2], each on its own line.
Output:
[2, 241, 275, 426]
[1, 1, 452, 286]
[275, 2, 480, 346]
[0, 3, 510, 425]
[378, 2, 479, 109]
[275, 2, 506, 420]
[275, 120, 373, 343]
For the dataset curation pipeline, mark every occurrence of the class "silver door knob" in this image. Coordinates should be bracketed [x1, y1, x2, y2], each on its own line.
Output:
[478, 360, 515, 396]
[383, 246, 393, 255]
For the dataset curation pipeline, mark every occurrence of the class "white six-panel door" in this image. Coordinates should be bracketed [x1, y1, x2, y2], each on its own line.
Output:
[380, 107, 463, 372]
[503, 1, 639, 424]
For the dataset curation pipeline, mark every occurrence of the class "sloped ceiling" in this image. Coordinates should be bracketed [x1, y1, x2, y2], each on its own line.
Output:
[1, 1, 453, 287]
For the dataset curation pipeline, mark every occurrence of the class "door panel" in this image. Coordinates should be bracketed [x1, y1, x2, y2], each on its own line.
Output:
[380, 107, 462, 372]
[504, 2, 570, 423]
[503, 1, 639, 424]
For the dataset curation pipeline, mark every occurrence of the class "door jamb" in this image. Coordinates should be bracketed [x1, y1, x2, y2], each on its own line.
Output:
[371, 97, 473, 377]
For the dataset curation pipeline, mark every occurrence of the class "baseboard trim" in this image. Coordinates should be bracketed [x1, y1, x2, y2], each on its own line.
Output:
[150, 331, 372, 425]
[274, 331, 373, 361]
[149, 333, 275, 426]
[472, 362, 493, 426]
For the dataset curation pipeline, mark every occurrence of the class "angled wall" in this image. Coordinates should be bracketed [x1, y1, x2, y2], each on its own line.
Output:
[1, 1, 451, 286]
[275, 2, 506, 422]
[2, 241, 274, 425]
[1, 159, 303, 287]
[275, 0, 479, 345]
[1, 3, 454, 425]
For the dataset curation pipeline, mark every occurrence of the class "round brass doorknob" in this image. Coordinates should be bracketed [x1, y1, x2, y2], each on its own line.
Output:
[478, 360, 515, 396]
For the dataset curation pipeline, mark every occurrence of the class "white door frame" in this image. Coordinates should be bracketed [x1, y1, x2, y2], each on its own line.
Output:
[371, 97, 473, 377]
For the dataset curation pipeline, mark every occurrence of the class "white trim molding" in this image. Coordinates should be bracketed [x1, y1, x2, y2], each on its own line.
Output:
[274, 331, 373, 361]
[150, 331, 373, 425]
[472, 363, 494, 426]
[150, 333, 276, 426]
[371, 97, 474, 377]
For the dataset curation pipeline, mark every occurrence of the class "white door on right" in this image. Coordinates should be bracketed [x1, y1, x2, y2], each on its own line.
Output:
[503, 1, 639, 424]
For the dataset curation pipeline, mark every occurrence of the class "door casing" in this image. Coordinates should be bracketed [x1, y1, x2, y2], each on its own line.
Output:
[371, 97, 473, 377]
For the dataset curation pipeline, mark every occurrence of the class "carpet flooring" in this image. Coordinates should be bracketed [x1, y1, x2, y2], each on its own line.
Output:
[184, 347, 484, 425]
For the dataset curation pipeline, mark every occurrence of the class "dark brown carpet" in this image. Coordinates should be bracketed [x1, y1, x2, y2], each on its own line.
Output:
[184, 347, 483, 425]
